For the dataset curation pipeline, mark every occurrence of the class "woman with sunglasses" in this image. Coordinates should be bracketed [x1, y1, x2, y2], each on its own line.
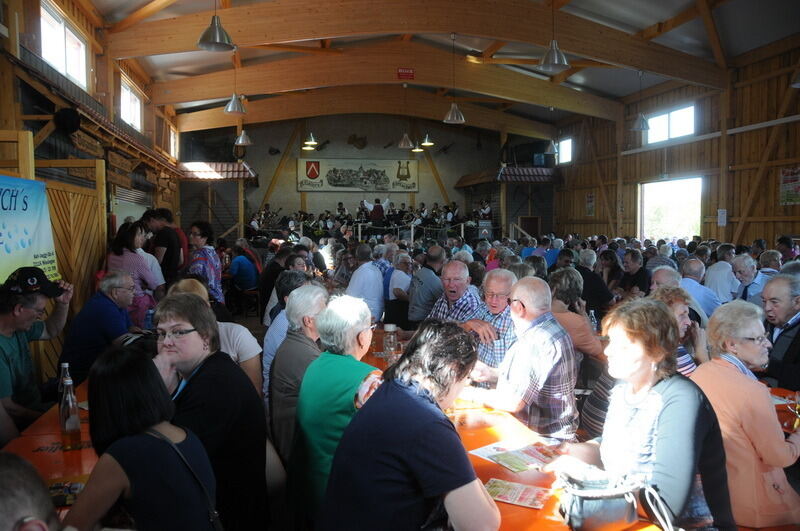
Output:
[63, 344, 216, 530]
[153, 293, 267, 529]
[691, 300, 800, 527]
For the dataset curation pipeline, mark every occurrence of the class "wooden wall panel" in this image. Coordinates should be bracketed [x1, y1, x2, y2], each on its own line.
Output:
[29, 180, 104, 382]
[556, 38, 800, 245]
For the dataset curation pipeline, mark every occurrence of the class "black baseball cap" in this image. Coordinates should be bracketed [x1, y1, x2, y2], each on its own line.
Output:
[3, 267, 63, 298]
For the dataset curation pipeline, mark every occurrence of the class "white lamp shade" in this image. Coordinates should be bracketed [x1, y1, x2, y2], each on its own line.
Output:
[398, 133, 414, 149]
[301, 144, 315, 151]
[421, 133, 434, 147]
[443, 102, 466, 124]
[539, 40, 571, 74]
[234, 130, 252, 146]
[197, 15, 235, 52]
[631, 113, 650, 131]
[544, 140, 558, 155]
[224, 93, 246, 115]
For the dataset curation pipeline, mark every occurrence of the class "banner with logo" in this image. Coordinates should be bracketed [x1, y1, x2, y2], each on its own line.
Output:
[0, 174, 60, 281]
[779, 166, 800, 206]
[297, 158, 418, 192]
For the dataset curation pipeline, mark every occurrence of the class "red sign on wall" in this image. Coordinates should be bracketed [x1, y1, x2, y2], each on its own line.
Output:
[397, 67, 415, 80]
[306, 161, 320, 179]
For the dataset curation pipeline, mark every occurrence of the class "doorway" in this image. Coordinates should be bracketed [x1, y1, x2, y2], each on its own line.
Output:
[639, 177, 702, 241]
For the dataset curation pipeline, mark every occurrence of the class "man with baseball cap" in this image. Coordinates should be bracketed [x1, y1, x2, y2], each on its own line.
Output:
[0, 267, 73, 429]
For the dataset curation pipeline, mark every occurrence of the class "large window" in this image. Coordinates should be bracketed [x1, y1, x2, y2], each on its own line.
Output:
[40, 1, 87, 89]
[640, 177, 702, 241]
[646, 105, 695, 144]
[120, 79, 142, 131]
[169, 126, 179, 159]
[557, 138, 573, 164]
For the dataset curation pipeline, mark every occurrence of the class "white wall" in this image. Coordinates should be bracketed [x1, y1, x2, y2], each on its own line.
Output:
[242, 114, 501, 217]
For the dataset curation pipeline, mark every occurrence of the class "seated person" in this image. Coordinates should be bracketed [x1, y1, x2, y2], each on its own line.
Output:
[59, 270, 138, 385]
[0, 267, 73, 428]
[548, 268, 604, 361]
[0, 453, 60, 530]
[64, 345, 217, 531]
[319, 320, 500, 531]
[616, 249, 651, 298]
[226, 245, 259, 315]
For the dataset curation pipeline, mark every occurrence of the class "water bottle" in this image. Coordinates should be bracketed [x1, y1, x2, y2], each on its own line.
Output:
[60, 377, 81, 451]
[383, 324, 400, 364]
[57, 362, 70, 398]
[143, 309, 155, 331]
[588, 310, 599, 332]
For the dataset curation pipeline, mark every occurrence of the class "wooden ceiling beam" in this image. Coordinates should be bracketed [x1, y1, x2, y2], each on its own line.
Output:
[696, 0, 727, 69]
[243, 43, 344, 54]
[70, 0, 106, 29]
[176, 85, 556, 139]
[152, 40, 622, 120]
[482, 40, 507, 57]
[551, 66, 584, 84]
[399, 34, 414, 41]
[635, 0, 731, 41]
[466, 56, 613, 68]
[109, 0, 180, 33]
[108, 0, 726, 88]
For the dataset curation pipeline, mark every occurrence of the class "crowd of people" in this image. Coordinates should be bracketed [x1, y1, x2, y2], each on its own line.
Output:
[1, 217, 800, 529]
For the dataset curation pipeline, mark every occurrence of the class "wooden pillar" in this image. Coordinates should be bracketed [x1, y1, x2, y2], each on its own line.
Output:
[615, 117, 625, 236]
[17, 130, 34, 180]
[717, 80, 731, 242]
[500, 182, 507, 238]
[0, 57, 20, 160]
[237, 179, 245, 238]
[95, 159, 107, 261]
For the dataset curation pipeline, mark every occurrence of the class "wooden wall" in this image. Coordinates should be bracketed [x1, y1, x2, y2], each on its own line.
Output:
[555, 35, 800, 245]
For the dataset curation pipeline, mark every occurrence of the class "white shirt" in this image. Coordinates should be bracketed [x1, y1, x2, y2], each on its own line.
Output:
[218, 321, 261, 364]
[346, 262, 384, 320]
[135, 248, 165, 296]
[388, 269, 412, 301]
[363, 198, 389, 212]
[704, 261, 740, 303]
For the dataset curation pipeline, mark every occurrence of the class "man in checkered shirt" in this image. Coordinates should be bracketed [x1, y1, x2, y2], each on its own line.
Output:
[426, 261, 482, 322]
[467, 276, 580, 441]
[461, 269, 518, 371]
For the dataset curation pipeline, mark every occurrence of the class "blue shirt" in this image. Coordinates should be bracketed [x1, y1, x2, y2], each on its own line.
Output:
[230, 255, 258, 290]
[544, 248, 560, 268]
[262, 310, 289, 409]
[60, 291, 131, 382]
[680, 278, 721, 318]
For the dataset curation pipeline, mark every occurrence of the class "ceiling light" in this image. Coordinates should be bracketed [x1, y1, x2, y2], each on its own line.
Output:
[539, 5, 570, 74]
[411, 142, 424, 152]
[631, 70, 650, 132]
[398, 133, 414, 149]
[791, 71, 800, 88]
[544, 140, 558, 155]
[304, 132, 318, 146]
[197, 1, 234, 52]
[301, 144, 315, 151]
[234, 129, 252, 146]
[421, 134, 434, 147]
[443, 33, 466, 124]
[224, 93, 246, 114]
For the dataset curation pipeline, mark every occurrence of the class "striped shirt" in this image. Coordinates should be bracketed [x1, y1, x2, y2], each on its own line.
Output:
[426, 289, 482, 323]
[473, 304, 516, 369]
[496, 312, 580, 440]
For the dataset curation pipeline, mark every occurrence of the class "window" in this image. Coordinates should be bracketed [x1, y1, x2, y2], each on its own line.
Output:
[640, 178, 702, 241]
[557, 138, 573, 164]
[646, 105, 695, 144]
[169, 127, 179, 159]
[40, 1, 87, 88]
[120, 79, 142, 131]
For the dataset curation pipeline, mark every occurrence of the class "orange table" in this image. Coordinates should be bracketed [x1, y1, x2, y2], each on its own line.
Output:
[771, 387, 799, 433]
[365, 329, 656, 531]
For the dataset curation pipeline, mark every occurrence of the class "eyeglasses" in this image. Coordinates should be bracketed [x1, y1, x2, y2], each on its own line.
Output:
[26, 305, 47, 318]
[115, 285, 135, 292]
[485, 291, 511, 300]
[507, 298, 526, 309]
[156, 328, 198, 342]
[739, 335, 769, 345]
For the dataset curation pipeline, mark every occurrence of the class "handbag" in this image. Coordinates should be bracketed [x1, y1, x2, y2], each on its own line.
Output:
[146, 429, 224, 531]
[555, 473, 676, 531]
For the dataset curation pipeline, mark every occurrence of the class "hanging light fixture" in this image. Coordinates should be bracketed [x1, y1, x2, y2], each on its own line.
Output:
[539, 4, 570, 74]
[224, 51, 246, 115]
[234, 129, 252, 146]
[197, 0, 234, 52]
[544, 140, 558, 155]
[303, 132, 318, 146]
[411, 142, 424, 153]
[443, 33, 466, 124]
[421, 133, 434, 147]
[631, 70, 650, 131]
[398, 133, 414, 149]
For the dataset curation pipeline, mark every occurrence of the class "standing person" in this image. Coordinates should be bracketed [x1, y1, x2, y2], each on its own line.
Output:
[63, 345, 217, 531]
[691, 301, 800, 527]
[153, 294, 267, 529]
[108, 222, 163, 327]
[319, 321, 500, 531]
[407, 245, 445, 328]
[546, 299, 735, 529]
[141, 209, 182, 286]
[158, 208, 189, 271]
[291, 296, 381, 519]
[363, 198, 389, 225]
[0, 268, 73, 428]
[346, 243, 384, 322]
[187, 221, 224, 304]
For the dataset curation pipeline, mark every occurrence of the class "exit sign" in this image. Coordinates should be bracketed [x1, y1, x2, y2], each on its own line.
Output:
[397, 68, 415, 80]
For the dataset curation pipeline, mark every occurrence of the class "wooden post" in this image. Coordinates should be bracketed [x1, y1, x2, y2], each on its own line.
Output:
[207, 183, 212, 223]
[300, 192, 307, 212]
[95, 159, 107, 261]
[615, 117, 625, 236]
[582, 120, 616, 237]
[260, 121, 303, 208]
[237, 179, 244, 238]
[17, 130, 34, 180]
[718, 82, 730, 242]
[500, 182, 507, 238]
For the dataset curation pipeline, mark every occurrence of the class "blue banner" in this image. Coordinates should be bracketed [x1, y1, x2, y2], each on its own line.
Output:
[0, 174, 59, 281]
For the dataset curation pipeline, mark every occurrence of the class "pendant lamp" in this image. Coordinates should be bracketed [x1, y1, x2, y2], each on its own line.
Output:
[197, 1, 234, 52]
[421, 133, 434, 147]
[304, 132, 318, 146]
[411, 142, 424, 153]
[443, 34, 466, 124]
[631, 71, 650, 132]
[224, 53, 246, 115]
[539, 5, 570, 74]
[544, 140, 558, 155]
[398, 133, 414, 149]
[234, 130, 252, 146]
